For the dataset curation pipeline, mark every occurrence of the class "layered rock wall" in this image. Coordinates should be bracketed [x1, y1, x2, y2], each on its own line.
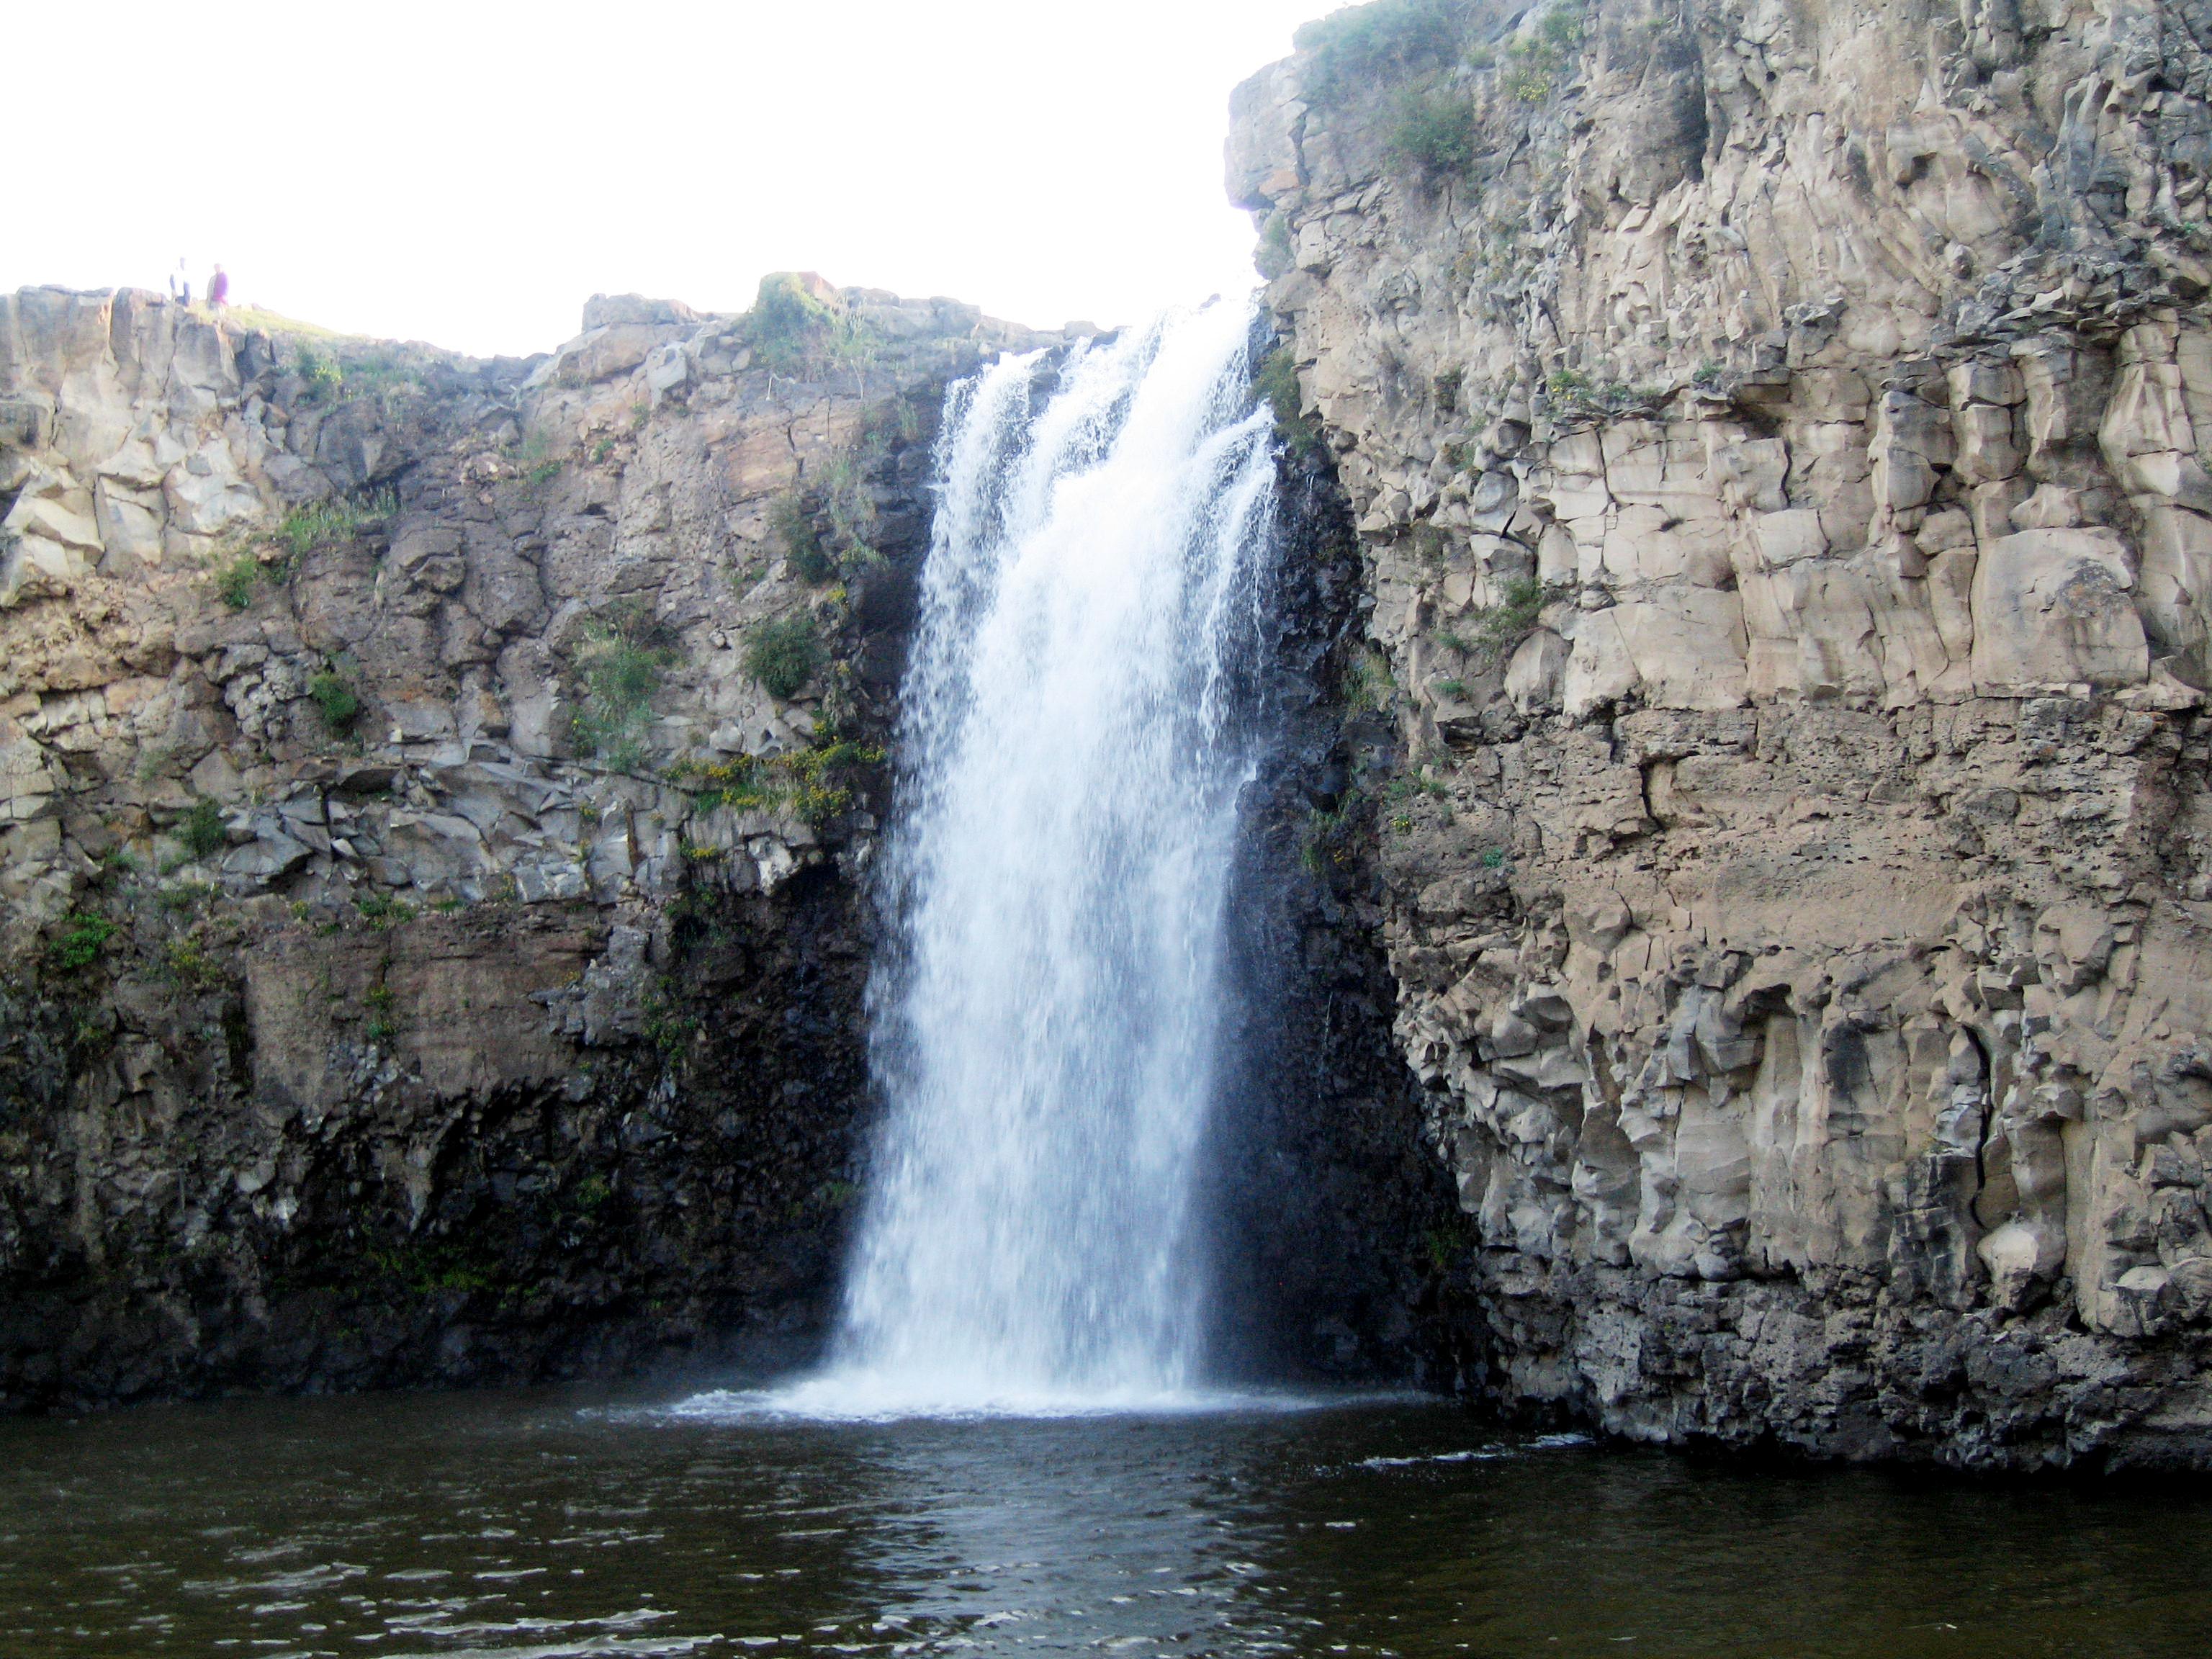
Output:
[1233, 0, 2212, 1465]
[0, 279, 1053, 1406]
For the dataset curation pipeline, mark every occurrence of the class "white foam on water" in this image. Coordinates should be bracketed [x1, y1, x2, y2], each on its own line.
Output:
[659, 1377, 1344, 1427]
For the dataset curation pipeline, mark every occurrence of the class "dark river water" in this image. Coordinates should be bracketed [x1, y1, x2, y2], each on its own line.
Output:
[6, 1383, 2208, 1658]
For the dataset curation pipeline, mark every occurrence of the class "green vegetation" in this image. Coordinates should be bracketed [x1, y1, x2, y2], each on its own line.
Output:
[745, 273, 878, 379]
[1256, 344, 1326, 461]
[1301, 789, 1365, 874]
[570, 601, 678, 770]
[1498, 4, 1585, 103]
[770, 490, 835, 583]
[1452, 575, 1559, 669]
[274, 488, 397, 557]
[1543, 366, 1668, 421]
[354, 891, 416, 929]
[296, 346, 344, 401]
[641, 986, 702, 1057]
[364, 984, 397, 1043]
[45, 911, 117, 973]
[1479, 846, 1509, 869]
[179, 798, 228, 860]
[1388, 78, 1480, 183]
[161, 935, 223, 989]
[217, 304, 346, 340]
[307, 670, 361, 732]
[745, 614, 824, 701]
[515, 431, 563, 489]
[214, 552, 261, 610]
[367, 1236, 495, 1298]
[671, 734, 884, 826]
[1344, 648, 1398, 714]
[1385, 772, 1452, 803]
[1295, 0, 1469, 104]
[780, 737, 878, 824]
[156, 880, 218, 914]
[338, 351, 424, 404]
[1256, 212, 1295, 280]
[817, 451, 883, 569]
[1423, 1218, 1473, 1271]
[671, 755, 778, 815]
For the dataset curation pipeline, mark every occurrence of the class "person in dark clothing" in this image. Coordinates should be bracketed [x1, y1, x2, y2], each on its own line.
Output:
[207, 264, 230, 310]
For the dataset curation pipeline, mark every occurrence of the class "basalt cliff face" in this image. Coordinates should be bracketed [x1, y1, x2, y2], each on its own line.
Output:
[1232, 0, 2212, 1465]
[0, 279, 1059, 1407]
[0, 284, 1459, 1411]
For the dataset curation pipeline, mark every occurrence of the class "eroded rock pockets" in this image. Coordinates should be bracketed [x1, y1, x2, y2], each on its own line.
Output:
[1233, 0, 2212, 1466]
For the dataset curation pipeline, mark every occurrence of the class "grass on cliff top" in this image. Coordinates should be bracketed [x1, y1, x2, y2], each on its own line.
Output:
[1295, 0, 1472, 104]
[745, 274, 880, 379]
[164, 302, 354, 341]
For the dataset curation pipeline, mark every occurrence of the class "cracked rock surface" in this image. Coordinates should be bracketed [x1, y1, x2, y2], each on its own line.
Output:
[0, 279, 1058, 1407]
[1231, 0, 2212, 1466]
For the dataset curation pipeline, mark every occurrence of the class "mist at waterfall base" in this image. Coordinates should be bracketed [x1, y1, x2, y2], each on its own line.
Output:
[688, 300, 1295, 1421]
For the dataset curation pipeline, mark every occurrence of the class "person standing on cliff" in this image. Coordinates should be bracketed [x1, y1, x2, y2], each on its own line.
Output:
[207, 264, 230, 311]
[167, 257, 191, 308]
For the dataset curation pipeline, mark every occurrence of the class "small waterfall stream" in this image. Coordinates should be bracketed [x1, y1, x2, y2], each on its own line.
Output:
[780, 299, 1280, 1415]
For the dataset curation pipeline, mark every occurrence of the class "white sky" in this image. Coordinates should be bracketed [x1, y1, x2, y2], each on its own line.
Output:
[9, 0, 1327, 359]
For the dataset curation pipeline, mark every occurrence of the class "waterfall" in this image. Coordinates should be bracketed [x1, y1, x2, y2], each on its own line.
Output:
[780, 298, 1280, 1416]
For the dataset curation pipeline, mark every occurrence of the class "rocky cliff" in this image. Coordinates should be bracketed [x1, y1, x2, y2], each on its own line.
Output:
[1231, 0, 2212, 1466]
[0, 279, 1466, 1411]
[0, 277, 1059, 1406]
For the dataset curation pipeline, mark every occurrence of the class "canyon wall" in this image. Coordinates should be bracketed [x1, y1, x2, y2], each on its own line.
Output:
[0, 278, 1055, 1406]
[1233, 0, 2212, 1465]
[0, 282, 1463, 1409]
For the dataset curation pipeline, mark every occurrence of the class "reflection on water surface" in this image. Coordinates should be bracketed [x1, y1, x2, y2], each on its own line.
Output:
[4, 1385, 2207, 1656]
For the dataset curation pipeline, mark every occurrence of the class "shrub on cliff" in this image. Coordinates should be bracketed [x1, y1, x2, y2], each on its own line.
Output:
[214, 552, 261, 610]
[307, 670, 361, 732]
[1388, 78, 1480, 183]
[745, 615, 823, 701]
[274, 489, 396, 558]
[296, 347, 343, 402]
[45, 912, 117, 974]
[746, 273, 878, 379]
[179, 797, 228, 860]
[770, 492, 835, 584]
[570, 601, 678, 770]
[1256, 346, 1326, 461]
[1496, 4, 1585, 102]
[1295, 0, 1469, 104]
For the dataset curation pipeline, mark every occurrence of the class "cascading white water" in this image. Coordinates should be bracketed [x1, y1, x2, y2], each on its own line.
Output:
[774, 298, 1279, 1417]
